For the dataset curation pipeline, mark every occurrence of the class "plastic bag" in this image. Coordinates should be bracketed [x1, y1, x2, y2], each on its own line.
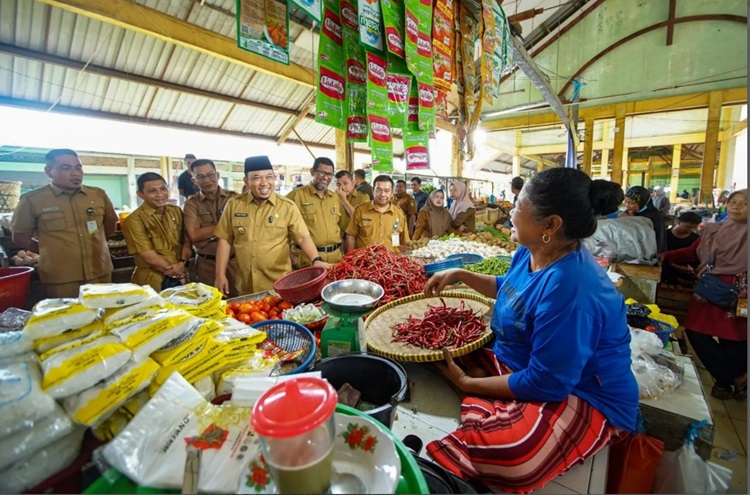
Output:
[33, 319, 104, 353]
[0, 330, 33, 358]
[0, 361, 57, 437]
[23, 298, 99, 339]
[0, 403, 73, 470]
[606, 433, 664, 493]
[0, 307, 31, 330]
[630, 329, 684, 399]
[103, 293, 167, 329]
[0, 427, 85, 494]
[79, 283, 154, 309]
[652, 444, 732, 494]
[159, 283, 223, 318]
[109, 308, 197, 362]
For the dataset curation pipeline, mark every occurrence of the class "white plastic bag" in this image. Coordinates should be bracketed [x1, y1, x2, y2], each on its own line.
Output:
[23, 298, 99, 339]
[0, 330, 33, 358]
[79, 283, 153, 309]
[0, 403, 73, 470]
[109, 309, 197, 362]
[0, 427, 84, 494]
[630, 329, 684, 399]
[652, 443, 732, 494]
[0, 361, 56, 437]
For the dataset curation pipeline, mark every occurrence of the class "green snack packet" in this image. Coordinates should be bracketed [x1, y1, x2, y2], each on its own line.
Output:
[406, 79, 419, 131]
[346, 84, 368, 142]
[319, 0, 345, 70]
[403, 128, 430, 170]
[386, 55, 411, 129]
[404, 0, 433, 84]
[366, 51, 388, 113]
[368, 113, 393, 172]
[380, 0, 405, 58]
[316, 65, 347, 129]
[417, 81, 435, 132]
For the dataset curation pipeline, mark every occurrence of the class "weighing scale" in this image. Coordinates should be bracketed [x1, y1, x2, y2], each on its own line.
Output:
[320, 300, 373, 358]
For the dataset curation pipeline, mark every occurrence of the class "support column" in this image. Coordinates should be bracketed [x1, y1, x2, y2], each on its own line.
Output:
[582, 118, 594, 176]
[715, 107, 733, 190]
[620, 147, 629, 187]
[126, 155, 137, 208]
[512, 130, 521, 177]
[669, 145, 681, 202]
[611, 105, 626, 184]
[599, 148, 610, 179]
[700, 91, 722, 204]
[452, 134, 463, 177]
[335, 129, 353, 171]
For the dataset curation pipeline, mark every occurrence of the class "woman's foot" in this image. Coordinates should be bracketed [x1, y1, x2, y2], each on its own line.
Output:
[711, 383, 734, 401]
[733, 374, 747, 401]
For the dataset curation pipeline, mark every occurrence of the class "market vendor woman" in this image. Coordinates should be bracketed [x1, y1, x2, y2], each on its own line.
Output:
[424, 167, 638, 493]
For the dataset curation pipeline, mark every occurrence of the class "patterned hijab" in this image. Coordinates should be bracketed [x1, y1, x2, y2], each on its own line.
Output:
[449, 180, 474, 220]
[422, 189, 452, 237]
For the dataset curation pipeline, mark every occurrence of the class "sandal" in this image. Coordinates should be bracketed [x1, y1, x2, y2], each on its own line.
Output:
[733, 374, 747, 401]
[711, 384, 734, 401]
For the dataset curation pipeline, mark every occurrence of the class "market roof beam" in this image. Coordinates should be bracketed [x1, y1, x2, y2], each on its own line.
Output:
[519, 132, 709, 155]
[0, 42, 301, 118]
[37, 0, 315, 88]
[482, 87, 748, 131]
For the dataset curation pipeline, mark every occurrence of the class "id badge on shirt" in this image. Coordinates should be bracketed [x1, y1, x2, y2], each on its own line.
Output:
[391, 232, 400, 246]
[86, 220, 99, 235]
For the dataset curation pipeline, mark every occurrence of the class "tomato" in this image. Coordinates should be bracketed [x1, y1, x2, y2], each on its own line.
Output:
[250, 311, 267, 323]
[236, 313, 252, 324]
[225, 307, 235, 316]
[258, 301, 270, 312]
[239, 303, 253, 314]
[268, 309, 279, 318]
[229, 302, 242, 312]
[278, 301, 294, 311]
[262, 296, 275, 306]
[269, 296, 282, 306]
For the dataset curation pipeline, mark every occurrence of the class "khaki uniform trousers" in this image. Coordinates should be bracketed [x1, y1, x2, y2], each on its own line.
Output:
[196, 255, 239, 298]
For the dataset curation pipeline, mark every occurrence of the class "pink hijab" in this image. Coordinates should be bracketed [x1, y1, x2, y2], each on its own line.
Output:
[449, 180, 474, 220]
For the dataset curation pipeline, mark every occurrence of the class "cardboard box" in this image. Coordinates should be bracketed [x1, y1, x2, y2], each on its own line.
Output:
[613, 263, 661, 304]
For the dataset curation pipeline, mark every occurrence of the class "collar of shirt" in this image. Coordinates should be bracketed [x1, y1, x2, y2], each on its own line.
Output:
[196, 187, 231, 202]
[306, 183, 334, 199]
[139, 202, 175, 217]
[365, 201, 399, 215]
[245, 190, 278, 206]
[49, 183, 86, 196]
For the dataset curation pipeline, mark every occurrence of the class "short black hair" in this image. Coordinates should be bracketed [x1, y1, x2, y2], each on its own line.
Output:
[45, 149, 78, 166]
[590, 179, 624, 216]
[410, 177, 422, 184]
[185, 154, 196, 160]
[137, 172, 166, 192]
[511, 176, 524, 190]
[524, 168, 597, 240]
[373, 175, 393, 188]
[677, 211, 702, 224]
[353, 169, 366, 180]
[313, 157, 334, 170]
[190, 159, 216, 172]
[396, 179, 407, 186]
[335, 170, 353, 180]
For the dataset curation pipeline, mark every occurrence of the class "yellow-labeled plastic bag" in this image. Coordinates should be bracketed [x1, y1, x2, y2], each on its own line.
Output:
[109, 309, 197, 362]
[151, 319, 223, 366]
[24, 298, 99, 339]
[79, 283, 154, 309]
[149, 338, 228, 396]
[159, 282, 223, 318]
[33, 319, 104, 354]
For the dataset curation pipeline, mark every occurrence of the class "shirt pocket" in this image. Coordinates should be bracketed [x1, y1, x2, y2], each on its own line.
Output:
[356, 219, 374, 240]
[263, 222, 287, 244]
[40, 211, 67, 231]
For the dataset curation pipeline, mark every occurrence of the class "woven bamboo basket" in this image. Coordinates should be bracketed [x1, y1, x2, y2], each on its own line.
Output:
[364, 291, 494, 362]
[0, 181, 21, 213]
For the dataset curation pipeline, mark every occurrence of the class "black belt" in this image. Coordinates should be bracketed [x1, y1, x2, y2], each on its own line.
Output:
[292, 243, 342, 253]
[197, 253, 235, 261]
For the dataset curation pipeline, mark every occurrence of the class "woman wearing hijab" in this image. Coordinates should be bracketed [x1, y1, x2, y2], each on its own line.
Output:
[448, 180, 476, 234]
[623, 186, 667, 252]
[662, 190, 748, 401]
[413, 189, 452, 240]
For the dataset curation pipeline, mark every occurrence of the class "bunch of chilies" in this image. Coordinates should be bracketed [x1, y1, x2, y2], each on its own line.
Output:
[391, 299, 485, 350]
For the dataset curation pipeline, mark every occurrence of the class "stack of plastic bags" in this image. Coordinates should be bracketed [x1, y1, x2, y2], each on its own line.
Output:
[0, 308, 82, 494]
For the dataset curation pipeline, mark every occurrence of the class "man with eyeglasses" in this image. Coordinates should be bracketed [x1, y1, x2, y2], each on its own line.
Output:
[183, 159, 239, 296]
[287, 157, 344, 266]
[11, 148, 118, 298]
[124, 172, 192, 292]
[214, 156, 328, 295]
[346, 175, 409, 254]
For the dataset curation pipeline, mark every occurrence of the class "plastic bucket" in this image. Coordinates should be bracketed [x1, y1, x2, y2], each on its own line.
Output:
[312, 354, 407, 428]
[0, 266, 34, 311]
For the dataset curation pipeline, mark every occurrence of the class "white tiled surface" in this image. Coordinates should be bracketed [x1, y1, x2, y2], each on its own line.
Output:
[640, 354, 713, 424]
[391, 363, 607, 494]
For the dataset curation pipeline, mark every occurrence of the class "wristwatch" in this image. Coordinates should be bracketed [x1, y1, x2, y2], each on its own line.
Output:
[312, 256, 324, 264]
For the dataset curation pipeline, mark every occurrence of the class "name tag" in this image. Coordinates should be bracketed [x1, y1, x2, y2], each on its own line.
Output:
[391, 233, 400, 246]
[361, 217, 372, 222]
[86, 220, 99, 235]
[302, 202, 313, 207]
[42, 207, 60, 212]
[198, 211, 211, 216]
[234, 213, 248, 217]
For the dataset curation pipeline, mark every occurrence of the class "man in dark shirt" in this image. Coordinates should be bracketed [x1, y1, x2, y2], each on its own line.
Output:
[177, 154, 199, 200]
[410, 177, 428, 212]
[353, 169, 374, 200]
[662, 211, 702, 285]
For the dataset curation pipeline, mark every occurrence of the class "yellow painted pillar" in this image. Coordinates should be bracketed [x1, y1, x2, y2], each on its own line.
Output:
[582, 118, 594, 176]
[452, 134, 463, 177]
[715, 107, 733, 190]
[600, 147, 610, 179]
[620, 147, 629, 187]
[537, 160, 543, 173]
[335, 129, 353, 171]
[700, 91, 722, 204]
[159, 156, 169, 181]
[611, 105, 626, 185]
[669, 144, 681, 202]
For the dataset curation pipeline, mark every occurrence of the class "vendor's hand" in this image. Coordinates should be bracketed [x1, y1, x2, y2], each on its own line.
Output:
[163, 263, 184, 278]
[423, 269, 461, 297]
[313, 260, 332, 270]
[434, 349, 470, 391]
[215, 275, 230, 296]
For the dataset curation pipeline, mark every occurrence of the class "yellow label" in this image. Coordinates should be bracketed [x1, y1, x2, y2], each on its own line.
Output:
[39, 329, 108, 361]
[34, 320, 103, 353]
[72, 358, 160, 426]
[43, 342, 128, 390]
[26, 302, 92, 326]
[117, 312, 192, 351]
[150, 339, 226, 395]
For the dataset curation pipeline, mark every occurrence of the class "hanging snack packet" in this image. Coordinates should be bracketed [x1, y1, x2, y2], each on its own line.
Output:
[342, 22, 368, 142]
[380, 0, 405, 58]
[404, 128, 430, 170]
[405, 0, 433, 83]
[481, 0, 496, 105]
[366, 51, 388, 110]
[368, 113, 393, 171]
[432, 0, 454, 93]
[406, 81, 419, 131]
[340, 0, 359, 34]
[417, 81, 436, 132]
[386, 55, 412, 129]
[316, 0, 346, 129]
[358, 0, 384, 52]
[459, 3, 479, 111]
[346, 88, 368, 142]
[492, 2, 512, 98]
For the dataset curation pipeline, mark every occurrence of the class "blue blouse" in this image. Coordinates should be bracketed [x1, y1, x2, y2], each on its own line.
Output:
[491, 245, 639, 431]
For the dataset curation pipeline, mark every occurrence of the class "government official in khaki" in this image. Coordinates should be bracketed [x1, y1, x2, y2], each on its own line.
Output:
[11, 149, 118, 298]
[183, 159, 239, 297]
[393, 179, 417, 236]
[346, 175, 409, 254]
[335, 170, 369, 248]
[124, 172, 192, 292]
[214, 156, 329, 296]
[287, 157, 343, 266]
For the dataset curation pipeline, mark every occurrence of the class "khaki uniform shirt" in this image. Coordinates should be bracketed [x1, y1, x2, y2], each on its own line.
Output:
[214, 192, 310, 295]
[123, 204, 185, 292]
[448, 207, 477, 234]
[393, 194, 417, 218]
[183, 188, 237, 256]
[339, 190, 370, 233]
[287, 184, 343, 265]
[346, 202, 410, 253]
[11, 184, 116, 285]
